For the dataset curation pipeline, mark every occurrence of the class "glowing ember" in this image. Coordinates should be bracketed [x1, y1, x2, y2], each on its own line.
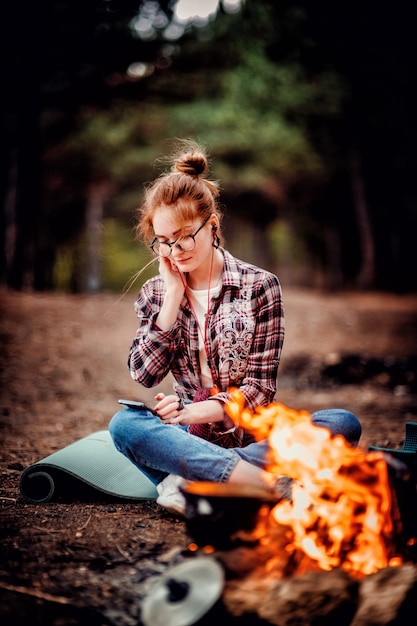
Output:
[226, 389, 403, 578]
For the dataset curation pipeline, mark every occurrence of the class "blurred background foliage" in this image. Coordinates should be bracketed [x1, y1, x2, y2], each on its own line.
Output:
[1, 0, 415, 293]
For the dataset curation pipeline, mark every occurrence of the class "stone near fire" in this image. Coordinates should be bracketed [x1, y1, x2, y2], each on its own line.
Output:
[258, 569, 359, 626]
[350, 564, 417, 626]
[222, 563, 417, 625]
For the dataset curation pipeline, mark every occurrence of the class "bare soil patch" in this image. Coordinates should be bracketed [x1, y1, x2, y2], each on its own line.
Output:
[1, 288, 417, 625]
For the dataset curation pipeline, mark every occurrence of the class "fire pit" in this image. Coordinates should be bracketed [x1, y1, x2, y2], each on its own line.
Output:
[142, 396, 417, 625]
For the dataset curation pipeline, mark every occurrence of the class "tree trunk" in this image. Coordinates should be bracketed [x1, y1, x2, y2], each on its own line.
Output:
[349, 148, 375, 289]
[3, 107, 42, 290]
[83, 183, 107, 293]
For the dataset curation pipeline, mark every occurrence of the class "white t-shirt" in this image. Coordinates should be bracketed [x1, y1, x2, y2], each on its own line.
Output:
[187, 284, 222, 388]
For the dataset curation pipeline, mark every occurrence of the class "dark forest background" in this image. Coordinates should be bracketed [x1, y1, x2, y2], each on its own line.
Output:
[1, 0, 416, 294]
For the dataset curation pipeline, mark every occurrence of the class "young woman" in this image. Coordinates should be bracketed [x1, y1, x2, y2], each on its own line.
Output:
[109, 140, 362, 514]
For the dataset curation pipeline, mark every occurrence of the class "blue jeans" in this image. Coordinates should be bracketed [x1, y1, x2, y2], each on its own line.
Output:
[109, 407, 362, 486]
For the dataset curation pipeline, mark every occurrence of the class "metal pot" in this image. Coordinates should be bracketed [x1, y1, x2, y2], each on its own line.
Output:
[180, 482, 276, 550]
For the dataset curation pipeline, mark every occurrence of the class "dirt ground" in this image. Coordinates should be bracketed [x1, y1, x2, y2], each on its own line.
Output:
[1, 287, 417, 625]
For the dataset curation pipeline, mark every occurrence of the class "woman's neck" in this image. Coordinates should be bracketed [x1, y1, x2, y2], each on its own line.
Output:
[186, 249, 224, 290]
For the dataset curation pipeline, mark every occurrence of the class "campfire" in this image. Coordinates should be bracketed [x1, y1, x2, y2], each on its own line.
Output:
[225, 389, 415, 579]
[143, 394, 417, 626]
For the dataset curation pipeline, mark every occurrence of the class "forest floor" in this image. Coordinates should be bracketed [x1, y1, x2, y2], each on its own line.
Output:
[1, 287, 417, 625]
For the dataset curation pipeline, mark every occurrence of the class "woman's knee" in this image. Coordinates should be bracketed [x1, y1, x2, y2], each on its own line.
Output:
[108, 409, 131, 449]
[344, 410, 362, 444]
[311, 408, 362, 446]
[109, 407, 162, 455]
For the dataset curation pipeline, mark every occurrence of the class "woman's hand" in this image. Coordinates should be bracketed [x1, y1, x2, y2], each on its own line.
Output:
[154, 393, 225, 426]
[158, 256, 185, 294]
[154, 258, 186, 331]
[154, 393, 185, 423]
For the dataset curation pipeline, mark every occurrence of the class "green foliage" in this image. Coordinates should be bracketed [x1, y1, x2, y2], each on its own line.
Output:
[101, 218, 157, 292]
[68, 49, 339, 197]
[53, 246, 77, 292]
[52, 218, 157, 293]
[13, 0, 415, 292]
[50, 20, 347, 291]
[169, 97, 319, 180]
[270, 219, 308, 265]
[68, 105, 168, 184]
[66, 9, 346, 191]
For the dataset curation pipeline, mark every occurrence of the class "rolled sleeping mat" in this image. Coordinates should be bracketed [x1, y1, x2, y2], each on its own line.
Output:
[19, 430, 157, 503]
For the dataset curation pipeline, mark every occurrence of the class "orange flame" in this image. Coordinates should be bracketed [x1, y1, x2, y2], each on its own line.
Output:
[226, 389, 402, 577]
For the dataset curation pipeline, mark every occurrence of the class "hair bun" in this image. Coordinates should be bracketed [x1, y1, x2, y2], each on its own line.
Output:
[174, 151, 208, 177]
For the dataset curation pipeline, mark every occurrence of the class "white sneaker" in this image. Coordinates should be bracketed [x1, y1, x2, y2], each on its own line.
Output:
[156, 474, 186, 515]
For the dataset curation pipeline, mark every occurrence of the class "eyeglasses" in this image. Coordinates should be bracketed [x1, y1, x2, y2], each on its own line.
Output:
[150, 216, 210, 257]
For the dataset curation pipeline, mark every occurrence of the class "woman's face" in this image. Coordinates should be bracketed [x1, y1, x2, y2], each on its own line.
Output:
[152, 205, 214, 274]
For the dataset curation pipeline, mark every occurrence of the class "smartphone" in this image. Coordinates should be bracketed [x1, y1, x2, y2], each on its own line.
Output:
[118, 399, 157, 414]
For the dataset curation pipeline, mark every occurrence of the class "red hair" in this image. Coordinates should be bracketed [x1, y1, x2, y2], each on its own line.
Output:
[136, 140, 223, 244]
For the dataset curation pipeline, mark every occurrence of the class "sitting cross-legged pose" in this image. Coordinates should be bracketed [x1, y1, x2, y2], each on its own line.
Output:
[109, 140, 362, 514]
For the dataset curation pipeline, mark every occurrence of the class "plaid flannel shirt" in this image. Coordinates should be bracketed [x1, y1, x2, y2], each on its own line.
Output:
[128, 250, 285, 446]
